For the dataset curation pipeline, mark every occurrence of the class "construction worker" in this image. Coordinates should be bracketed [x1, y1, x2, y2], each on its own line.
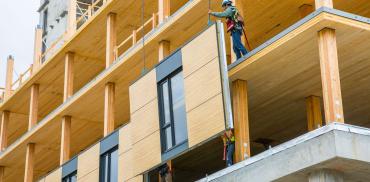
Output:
[222, 129, 235, 167]
[209, 0, 248, 60]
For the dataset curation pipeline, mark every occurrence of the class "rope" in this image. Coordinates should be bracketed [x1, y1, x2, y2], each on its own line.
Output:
[141, 0, 147, 75]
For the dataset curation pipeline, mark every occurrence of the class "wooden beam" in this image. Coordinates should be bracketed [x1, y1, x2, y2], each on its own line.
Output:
[64, 52, 74, 102]
[158, 0, 170, 24]
[0, 166, 4, 182]
[24, 143, 35, 182]
[158, 40, 170, 62]
[306, 96, 323, 131]
[104, 82, 115, 136]
[60, 116, 71, 165]
[0, 111, 10, 151]
[33, 26, 43, 72]
[317, 28, 344, 123]
[28, 84, 39, 130]
[4, 56, 14, 99]
[315, 0, 333, 9]
[299, 4, 314, 18]
[67, 0, 77, 37]
[232, 79, 251, 162]
[106, 13, 117, 68]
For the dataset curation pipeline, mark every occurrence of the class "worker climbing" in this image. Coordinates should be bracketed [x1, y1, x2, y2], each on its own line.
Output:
[209, 0, 249, 60]
[222, 129, 235, 167]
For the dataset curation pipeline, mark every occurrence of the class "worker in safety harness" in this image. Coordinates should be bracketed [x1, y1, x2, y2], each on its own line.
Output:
[222, 129, 235, 167]
[209, 0, 248, 61]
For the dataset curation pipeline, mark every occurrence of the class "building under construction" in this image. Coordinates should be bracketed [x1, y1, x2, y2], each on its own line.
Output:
[0, 0, 370, 181]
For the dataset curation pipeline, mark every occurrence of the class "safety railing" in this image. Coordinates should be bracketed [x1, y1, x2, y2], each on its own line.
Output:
[114, 13, 159, 59]
[39, 32, 67, 64]
[11, 64, 34, 91]
[76, 0, 105, 29]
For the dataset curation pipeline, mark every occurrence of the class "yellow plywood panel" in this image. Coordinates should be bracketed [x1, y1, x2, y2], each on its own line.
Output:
[127, 175, 143, 182]
[187, 94, 226, 147]
[132, 131, 161, 176]
[130, 99, 160, 145]
[45, 168, 62, 182]
[129, 70, 157, 114]
[183, 58, 222, 112]
[77, 169, 99, 182]
[118, 150, 134, 182]
[182, 25, 218, 77]
[77, 143, 100, 180]
[119, 124, 132, 155]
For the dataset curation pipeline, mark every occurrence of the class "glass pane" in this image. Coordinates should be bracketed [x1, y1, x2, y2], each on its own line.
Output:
[110, 149, 118, 182]
[161, 81, 171, 125]
[102, 155, 109, 182]
[170, 72, 188, 144]
[71, 175, 77, 182]
[165, 127, 173, 150]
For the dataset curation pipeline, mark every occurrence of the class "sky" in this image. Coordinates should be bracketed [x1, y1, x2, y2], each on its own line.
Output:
[0, 1, 40, 88]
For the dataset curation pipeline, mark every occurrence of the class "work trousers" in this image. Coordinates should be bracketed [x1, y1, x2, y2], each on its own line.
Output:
[231, 30, 248, 60]
[226, 142, 235, 167]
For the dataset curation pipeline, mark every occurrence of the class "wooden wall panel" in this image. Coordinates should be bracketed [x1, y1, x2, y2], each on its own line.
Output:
[77, 144, 100, 182]
[129, 70, 157, 114]
[183, 59, 222, 111]
[119, 124, 132, 155]
[130, 99, 160, 144]
[118, 150, 134, 182]
[182, 25, 226, 147]
[44, 168, 61, 182]
[182, 25, 218, 77]
[132, 131, 161, 176]
[187, 94, 225, 147]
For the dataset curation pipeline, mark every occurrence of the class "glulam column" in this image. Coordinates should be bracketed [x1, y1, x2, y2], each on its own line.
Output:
[318, 28, 344, 124]
[24, 143, 35, 182]
[305, 96, 323, 131]
[158, 40, 170, 62]
[158, 0, 170, 24]
[106, 13, 117, 68]
[232, 79, 251, 162]
[0, 111, 10, 151]
[28, 84, 39, 130]
[104, 82, 115, 136]
[315, 0, 333, 9]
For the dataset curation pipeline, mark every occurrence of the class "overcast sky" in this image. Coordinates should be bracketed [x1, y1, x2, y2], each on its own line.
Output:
[0, 1, 40, 88]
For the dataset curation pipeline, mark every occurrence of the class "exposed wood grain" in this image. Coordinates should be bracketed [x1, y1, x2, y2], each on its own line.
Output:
[299, 4, 314, 18]
[24, 143, 35, 182]
[33, 27, 43, 71]
[158, 40, 170, 62]
[104, 82, 115, 136]
[60, 116, 71, 165]
[28, 84, 39, 130]
[232, 79, 251, 161]
[67, 0, 77, 38]
[318, 28, 344, 123]
[0, 111, 10, 151]
[158, 0, 170, 23]
[5, 57, 14, 99]
[106, 13, 117, 68]
[305, 96, 323, 131]
[64, 52, 75, 101]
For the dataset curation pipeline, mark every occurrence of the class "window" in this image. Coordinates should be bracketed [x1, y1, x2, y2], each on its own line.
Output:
[42, 9, 48, 35]
[99, 146, 118, 182]
[62, 171, 77, 182]
[158, 69, 188, 152]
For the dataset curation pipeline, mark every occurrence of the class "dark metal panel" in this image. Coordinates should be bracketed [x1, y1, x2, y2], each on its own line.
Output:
[100, 130, 119, 155]
[161, 141, 188, 162]
[62, 157, 78, 178]
[156, 50, 183, 82]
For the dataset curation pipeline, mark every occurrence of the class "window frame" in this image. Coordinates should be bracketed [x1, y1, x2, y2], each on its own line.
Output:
[99, 146, 119, 182]
[62, 170, 77, 182]
[158, 68, 187, 153]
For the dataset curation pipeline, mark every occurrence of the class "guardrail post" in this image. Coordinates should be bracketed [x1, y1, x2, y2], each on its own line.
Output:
[33, 26, 43, 72]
